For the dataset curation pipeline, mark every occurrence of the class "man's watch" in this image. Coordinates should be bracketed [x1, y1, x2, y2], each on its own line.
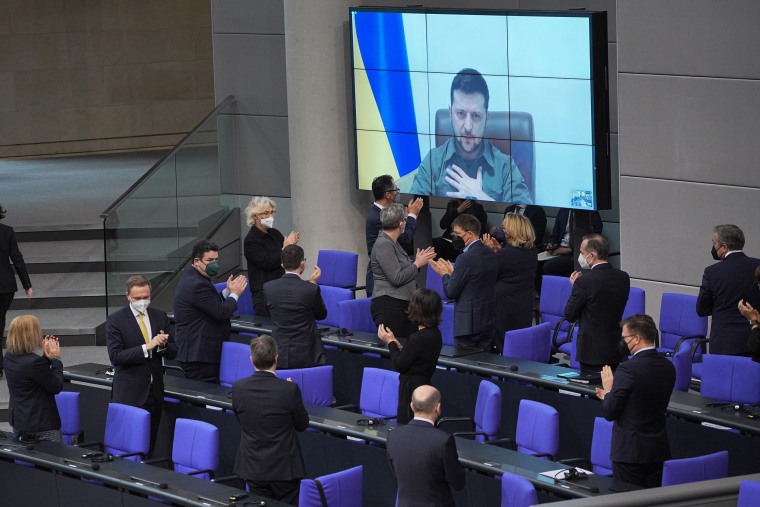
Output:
[750, 319, 758, 326]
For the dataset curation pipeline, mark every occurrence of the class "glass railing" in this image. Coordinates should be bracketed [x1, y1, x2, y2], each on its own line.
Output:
[101, 96, 236, 315]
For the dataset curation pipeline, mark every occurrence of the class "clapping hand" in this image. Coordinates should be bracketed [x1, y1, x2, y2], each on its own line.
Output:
[284, 231, 300, 246]
[429, 258, 454, 277]
[738, 299, 760, 321]
[482, 233, 501, 252]
[42, 335, 60, 359]
[407, 197, 424, 216]
[227, 274, 248, 296]
[309, 265, 321, 284]
[377, 324, 401, 349]
[414, 246, 437, 268]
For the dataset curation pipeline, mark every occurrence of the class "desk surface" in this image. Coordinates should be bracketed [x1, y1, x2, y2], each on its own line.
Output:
[0, 436, 273, 507]
[64, 363, 631, 499]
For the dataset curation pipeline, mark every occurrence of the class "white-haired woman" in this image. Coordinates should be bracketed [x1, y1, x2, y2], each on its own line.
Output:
[243, 197, 299, 316]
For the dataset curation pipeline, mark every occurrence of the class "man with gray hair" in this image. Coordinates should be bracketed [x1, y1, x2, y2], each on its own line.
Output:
[697, 224, 760, 355]
[386, 385, 466, 507]
[232, 335, 309, 505]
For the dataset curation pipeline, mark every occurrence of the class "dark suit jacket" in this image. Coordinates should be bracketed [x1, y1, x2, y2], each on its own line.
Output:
[503, 204, 547, 245]
[244, 226, 285, 315]
[564, 263, 630, 365]
[365, 203, 417, 293]
[386, 419, 466, 507]
[0, 223, 31, 294]
[441, 201, 488, 237]
[232, 371, 310, 481]
[602, 349, 676, 464]
[548, 208, 602, 247]
[4, 352, 63, 432]
[696, 252, 760, 355]
[263, 273, 327, 369]
[442, 240, 498, 338]
[106, 306, 178, 407]
[173, 267, 237, 364]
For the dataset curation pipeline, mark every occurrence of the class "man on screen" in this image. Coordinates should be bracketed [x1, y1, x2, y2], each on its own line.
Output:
[405, 68, 532, 204]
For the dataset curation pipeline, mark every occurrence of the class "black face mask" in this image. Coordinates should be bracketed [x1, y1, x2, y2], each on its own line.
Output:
[451, 235, 466, 251]
[711, 245, 722, 261]
[618, 339, 631, 358]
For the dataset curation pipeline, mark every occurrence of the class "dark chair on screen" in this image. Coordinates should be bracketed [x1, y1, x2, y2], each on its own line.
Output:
[738, 480, 760, 507]
[661, 450, 729, 487]
[437, 380, 501, 443]
[219, 341, 253, 387]
[502, 322, 552, 363]
[276, 365, 333, 407]
[435, 109, 535, 198]
[299, 465, 363, 507]
[337, 297, 377, 334]
[317, 250, 363, 293]
[55, 391, 82, 445]
[700, 354, 760, 404]
[318, 286, 353, 328]
[500, 471, 538, 507]
[77, 403, 150, 462]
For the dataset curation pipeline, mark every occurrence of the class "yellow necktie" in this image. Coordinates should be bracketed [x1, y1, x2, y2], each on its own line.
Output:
[138, 312, 150, 345]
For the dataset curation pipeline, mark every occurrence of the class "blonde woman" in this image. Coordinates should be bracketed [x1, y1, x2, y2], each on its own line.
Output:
[243, 197, 299, 316]
[4, 315, 63, 443]
[484, 214, 538, 353]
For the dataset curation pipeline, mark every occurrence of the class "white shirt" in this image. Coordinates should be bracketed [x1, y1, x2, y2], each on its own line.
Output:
[412, 416, 435, 426]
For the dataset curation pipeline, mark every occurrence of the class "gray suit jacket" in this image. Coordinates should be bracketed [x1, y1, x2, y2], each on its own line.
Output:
[371, 231, 418, 301]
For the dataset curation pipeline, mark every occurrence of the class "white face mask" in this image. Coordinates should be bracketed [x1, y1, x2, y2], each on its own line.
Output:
[260, 216, 275, 229]
[578, 252, 591, 270]
[131, 299, 150, 314]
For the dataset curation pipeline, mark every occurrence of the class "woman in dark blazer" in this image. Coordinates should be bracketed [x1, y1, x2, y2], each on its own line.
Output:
[243, 196, 299, 316]
[4, 315, 63, 442]
[377, 288, 443, 424]
[371, 203, 436, 339]
[484, 213, 538, 353]
[0, 204, 33, 377]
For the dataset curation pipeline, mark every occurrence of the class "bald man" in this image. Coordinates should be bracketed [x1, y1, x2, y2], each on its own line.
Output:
[386, 386, 465, 507]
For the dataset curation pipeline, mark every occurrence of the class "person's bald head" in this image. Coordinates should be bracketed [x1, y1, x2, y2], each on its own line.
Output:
[411, 385, 441, 418]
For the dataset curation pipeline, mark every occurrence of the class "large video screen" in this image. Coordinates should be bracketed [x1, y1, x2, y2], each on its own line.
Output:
[350, 8, 610, 210]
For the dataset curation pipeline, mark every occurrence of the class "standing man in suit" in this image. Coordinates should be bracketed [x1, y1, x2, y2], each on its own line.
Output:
[564, 234, 630, 374]
[386, 385, 466, 507]
[232, 335, 309, 505]
[365, 175, 423, 296]
[0, 204, 33, 378]
[596, 314, 676, 488]
[174, 239, 247, 382]
[697, 224, 760, 355]
[430, 214, 498, 350]
[106, 275, 177, 454]
[263, 244, 327, 369]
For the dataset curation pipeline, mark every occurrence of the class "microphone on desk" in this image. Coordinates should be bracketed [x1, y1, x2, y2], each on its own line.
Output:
[130, 476, 169, 489]
[336, 328, 353, 337]
[357, 416, 392, 426]
[63, 458, 101, 470]
[510, 365, 518, 372]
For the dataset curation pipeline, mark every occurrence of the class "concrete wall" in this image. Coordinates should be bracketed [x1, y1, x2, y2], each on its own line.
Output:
[0, 0, 214, 158]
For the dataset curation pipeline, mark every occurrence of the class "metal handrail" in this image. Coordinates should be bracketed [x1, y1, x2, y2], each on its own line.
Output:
[100, 95, 235, 220]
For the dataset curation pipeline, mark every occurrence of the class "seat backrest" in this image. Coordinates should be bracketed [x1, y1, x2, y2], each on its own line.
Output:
[503, 322, 552, 363]
[701, 354, 760, 404]
[359, 368, 399, 419]
[337, 298, 377, 334]
[474, 380, 502, 442]
[670, 345, 693, 392]
[622, 286, 645, 319]
[172, 418, 219, 480]
[500, 471, 538, 507]
[214, 282, 254, 315]
[435, 109, 535, 197]
[590, 417, 613, 476]
[426, 263, 448, 303]
[439, 303, 455, 347]
[661, 450, 729, 486]
[219, 341, 254, 387]
[317, 250, 358, 289]
[738, 480, 760, 507]
[104, 403, 150, 461]
[299, 465, 363, 507]
[276, 365, 333, 407]
[540, 275, 574, 336]
[318, 286, 353, 328]
[55, 391, 81, 445]
[515, 399, 559, 459]
[659, 293, 707, 351]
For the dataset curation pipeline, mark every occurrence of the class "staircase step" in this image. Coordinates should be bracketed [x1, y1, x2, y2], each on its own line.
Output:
[4, 307, 106, 345]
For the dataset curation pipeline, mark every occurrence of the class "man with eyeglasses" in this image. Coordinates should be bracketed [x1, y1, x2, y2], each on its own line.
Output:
[595, 314, 676, 488]
[365, 174, 424, 296]
[174, 239, 247, 382]
[429, 213, 498, 351]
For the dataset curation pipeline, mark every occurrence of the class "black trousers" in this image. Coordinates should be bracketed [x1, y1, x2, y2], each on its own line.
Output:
[455, 330, 495, 351]
[371, 295, 415, 339]
[0, 292, 15, 370]
[140, 384, 164, 456]
[179, 361, 220, 384]
[252, 290, 270, 317]
[247, 479, 301, 506]
[613, 461, 664, 488]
